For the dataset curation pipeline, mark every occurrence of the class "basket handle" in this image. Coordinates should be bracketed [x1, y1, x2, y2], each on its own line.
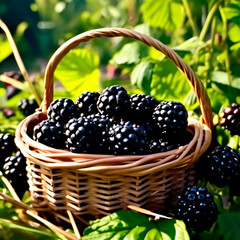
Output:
[41, 27, 213, 130]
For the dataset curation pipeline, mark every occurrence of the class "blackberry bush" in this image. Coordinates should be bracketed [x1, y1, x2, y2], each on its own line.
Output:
[47, 98, 78, 123]
[65, 117, 100, 153]
[3, 151, 28, 199]
[174, 186, 218, 232]
[152, 101, 188, 137]
[200, 146, 240, 188]
[33, 120, 66, 149]
[97, 85, 131, 118]
[17, 98, 39, 116]
[220, 103, 240, 136]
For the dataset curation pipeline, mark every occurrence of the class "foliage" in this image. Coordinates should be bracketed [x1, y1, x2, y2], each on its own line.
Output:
[82, 210, 189, 240]
[0, 0, 240, 239]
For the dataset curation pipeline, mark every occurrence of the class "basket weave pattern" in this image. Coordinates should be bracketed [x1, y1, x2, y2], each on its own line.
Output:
[15, 28, 212, 219]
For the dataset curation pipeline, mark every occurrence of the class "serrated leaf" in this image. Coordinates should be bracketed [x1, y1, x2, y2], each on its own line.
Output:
[110, 42, 149, 67]
[141, 0, 183, 31]
[150, 59, 191, 101]
[54, 48, 100, 101]
[82, 210, 189, 240]
[130, 60, 155, 95]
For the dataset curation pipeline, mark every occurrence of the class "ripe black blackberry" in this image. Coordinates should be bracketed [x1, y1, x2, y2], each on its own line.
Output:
[129, 94, 159, 122]
[86, 113, 110, 153]
[47, 98, 77, 123]
[17, 98, 39, 116]
[0, 133, 16, 170]
[97, 85, 131, 118]
[152, 101, 188, 136]
[109, 121, 148, 155]
[65, 117, 100, 153]
[33, 120, 66, 149]
[149, 138, 176, 154]
[220, 103, 240, 136]
[3, 151, 28, 199]
[174, 186, 218, 232]
[75, 91, 100, 116]
[201, 146, 240, 188]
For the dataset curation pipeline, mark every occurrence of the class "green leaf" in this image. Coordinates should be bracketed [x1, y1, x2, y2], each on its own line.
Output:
[198, 210, 240, 240]
[130, 59, 155, 95]
[141, 0, 183, 31]
[110, 42, 149, 67]
[54, 48, 100, 101]
[0, 35, 12, 62]
[150, 59, 191, 101]
[223, 2, 240, 25]
[229, 24, 240, 43]
[82, 210, 189, 240]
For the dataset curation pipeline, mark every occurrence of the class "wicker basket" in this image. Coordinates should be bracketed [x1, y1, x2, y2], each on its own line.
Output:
[15, 28, 213, 221]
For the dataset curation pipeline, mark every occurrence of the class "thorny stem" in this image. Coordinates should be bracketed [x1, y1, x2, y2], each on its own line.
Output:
[199, 0, 224, 41]
[182, 0, 199, 36]
[0, 19, 42, 105]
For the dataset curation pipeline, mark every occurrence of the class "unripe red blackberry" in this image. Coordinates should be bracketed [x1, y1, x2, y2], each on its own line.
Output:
[220, 103, 240, 136]
[174, 186, 218, 232]
[97, 85, 131, 118]
[152, 101, 188, 137]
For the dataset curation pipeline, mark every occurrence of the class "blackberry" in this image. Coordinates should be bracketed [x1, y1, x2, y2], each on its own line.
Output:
[86, 113, 110, 153]
[109, 121, 148, 155]
[3, 151, 28, 199]
[174, 186, 218, 232]
[33, 120, 66, 149]
[17, 98, 39, 116]
[0, 133, 16, 170]
[47, 98, 77, 123]
[129, 94, 159, 122]
[152, 101, 188, 136]
[201, 146, 240, 188]
[65, 117, 100, 153]
[97, 85, 131, 118]
[220, 103, 240, 136]
[149, 138, 177, 154]
[75, 91, 100, 116]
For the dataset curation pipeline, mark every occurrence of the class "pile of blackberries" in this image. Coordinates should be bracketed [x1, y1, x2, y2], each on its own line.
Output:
[32, 85, 192, 155]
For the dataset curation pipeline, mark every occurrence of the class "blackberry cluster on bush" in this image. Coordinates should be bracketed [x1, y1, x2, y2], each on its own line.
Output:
[3, 151, 28, 199]
[220, 103, 240, 136]
[32, 85, 191, 155]
[17, 98, 39, 116]
[200, 146, 240, 188]
[174, 186, 218, 232]
[0, 133, 16, 170]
